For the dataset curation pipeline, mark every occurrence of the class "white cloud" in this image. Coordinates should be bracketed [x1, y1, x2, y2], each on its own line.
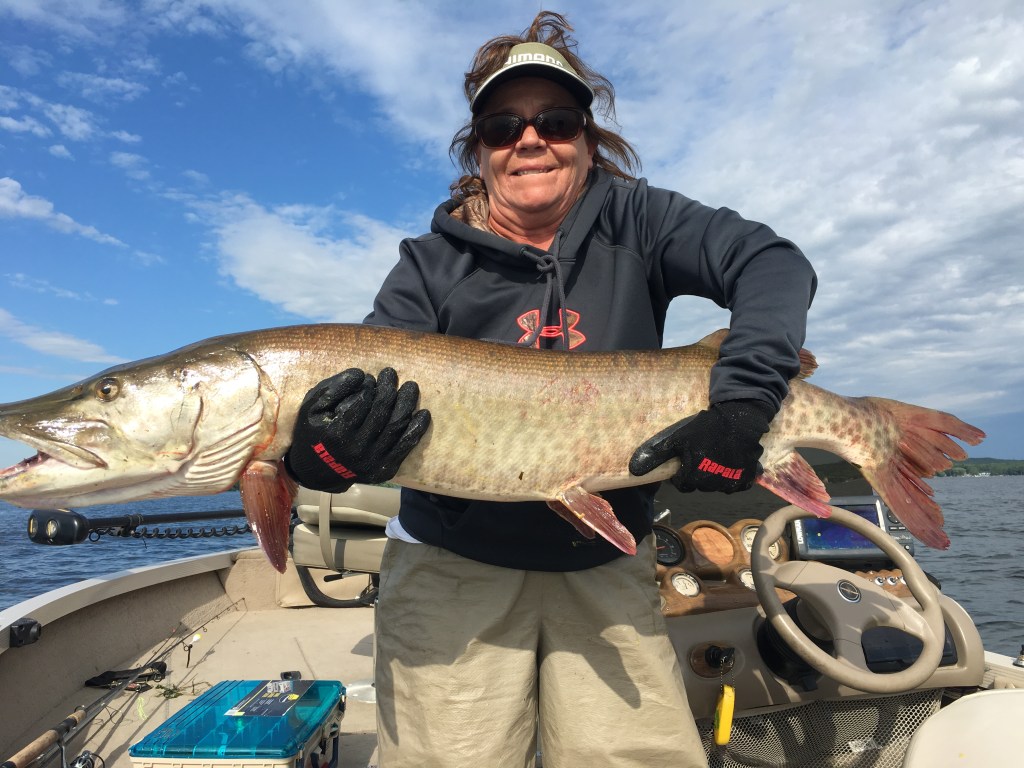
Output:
[110, 129, 141, 142]
[0, 307, 128, 363]
[196, 193, 416, 322]
[49, 143, 73, 158]
[57, 71, 148, 102]
[0, 86, 19, 111]
[6, 272, 87, 300]
[109, 150, 150, 179]
[132, 250, 165, 266]
[0, 87, 101, 142]
[40, 101, 98, 140]
[5, 272, 119, 304]
[0, 177, 126, 246]
[0, 0, 129, 41]
[5, 44, 52, 76]
[182, 169, 209, 185]
[0, 114, 51, 137]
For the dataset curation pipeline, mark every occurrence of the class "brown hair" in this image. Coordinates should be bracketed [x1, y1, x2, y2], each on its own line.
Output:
[449, 11, 641, 201]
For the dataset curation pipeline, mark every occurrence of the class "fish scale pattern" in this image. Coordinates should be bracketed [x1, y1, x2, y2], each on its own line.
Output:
[247, 324, 712, 499]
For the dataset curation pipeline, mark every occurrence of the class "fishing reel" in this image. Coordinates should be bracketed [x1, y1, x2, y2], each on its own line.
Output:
[68, 750, 103, 768]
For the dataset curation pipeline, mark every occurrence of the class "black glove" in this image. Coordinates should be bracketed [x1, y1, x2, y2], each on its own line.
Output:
[285, 367, 431, 493]
[628, 400, 774, 494]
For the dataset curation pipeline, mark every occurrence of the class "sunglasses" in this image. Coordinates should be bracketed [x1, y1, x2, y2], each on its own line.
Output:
[474, 107, 587, 149]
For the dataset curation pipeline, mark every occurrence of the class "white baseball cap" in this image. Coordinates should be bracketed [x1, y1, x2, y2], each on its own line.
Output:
[470, 42, 595, 114]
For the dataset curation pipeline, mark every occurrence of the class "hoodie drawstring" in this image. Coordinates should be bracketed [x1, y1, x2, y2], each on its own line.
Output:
[517, 248, 571, 351]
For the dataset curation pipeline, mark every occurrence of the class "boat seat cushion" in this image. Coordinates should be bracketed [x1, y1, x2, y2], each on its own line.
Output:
[290, 484, 398, 572]
[902, 688, 1024, 767]
[291, 523, 387, 573]
[293, 484, 399, 528]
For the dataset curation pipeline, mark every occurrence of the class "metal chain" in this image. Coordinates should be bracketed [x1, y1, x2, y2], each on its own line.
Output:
[88, 524, 252, 541]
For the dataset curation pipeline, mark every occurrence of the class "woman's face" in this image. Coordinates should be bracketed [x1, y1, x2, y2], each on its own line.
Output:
[476, 77, 594, 239]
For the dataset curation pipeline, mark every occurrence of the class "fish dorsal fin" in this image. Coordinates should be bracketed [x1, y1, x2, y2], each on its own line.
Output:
[697, 328, 730, 349]
[796, 348, 818, 379]
[696, 328, 818, 379]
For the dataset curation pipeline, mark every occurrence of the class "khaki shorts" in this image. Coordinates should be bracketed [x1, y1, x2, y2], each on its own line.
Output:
[374, 535, 708, 768]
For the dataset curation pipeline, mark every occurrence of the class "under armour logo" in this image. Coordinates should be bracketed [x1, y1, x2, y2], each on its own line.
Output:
[517, 309, 586, 349]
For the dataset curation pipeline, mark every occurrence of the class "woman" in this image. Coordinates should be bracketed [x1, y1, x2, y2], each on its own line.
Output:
[286, 12, 816, 768]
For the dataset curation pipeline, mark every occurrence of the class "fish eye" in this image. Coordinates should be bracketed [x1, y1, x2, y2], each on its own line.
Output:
[94, 377, 121, 402]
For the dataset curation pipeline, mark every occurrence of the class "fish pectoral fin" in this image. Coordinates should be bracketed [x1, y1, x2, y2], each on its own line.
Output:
[239, 459, 296, 574]
[756, 451, 833, 518]
[548, 485, 637, 556]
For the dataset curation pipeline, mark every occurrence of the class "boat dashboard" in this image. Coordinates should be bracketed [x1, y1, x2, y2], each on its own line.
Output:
[656, 496, 986, 719]
[654, 496, 915, 618]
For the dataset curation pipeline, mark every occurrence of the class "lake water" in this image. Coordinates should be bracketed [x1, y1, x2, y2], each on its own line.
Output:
[1, 476, 1021, 656]
[0, 492, 252, 610]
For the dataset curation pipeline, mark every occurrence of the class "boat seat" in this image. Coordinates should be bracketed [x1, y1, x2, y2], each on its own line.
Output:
[902, 688, 1024, 767]
[290, 484, 399, 573]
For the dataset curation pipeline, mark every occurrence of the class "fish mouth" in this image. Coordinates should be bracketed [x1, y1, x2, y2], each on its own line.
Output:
[0, 451, 50, 481]
[0, 432, 108, 479]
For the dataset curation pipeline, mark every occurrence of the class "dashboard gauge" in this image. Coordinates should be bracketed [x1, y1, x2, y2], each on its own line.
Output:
[740, 524, 781, 559]
[740, 525, 759, 552]
[654, 526, 685, 566]
[671, 571, 702, 597]
[738, 568, 756, 591]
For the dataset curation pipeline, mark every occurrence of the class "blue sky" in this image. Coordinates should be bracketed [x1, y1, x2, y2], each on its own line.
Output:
[0, 0, 1022, 469]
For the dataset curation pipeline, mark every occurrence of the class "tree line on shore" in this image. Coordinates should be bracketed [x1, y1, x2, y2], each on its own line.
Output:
[938, 458, 1024, 476]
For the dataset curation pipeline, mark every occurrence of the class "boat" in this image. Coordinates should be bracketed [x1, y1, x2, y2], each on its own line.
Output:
[2, 471, 1023, 768]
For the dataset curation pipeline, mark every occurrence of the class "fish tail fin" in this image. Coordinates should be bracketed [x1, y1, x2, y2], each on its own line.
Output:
[756, 450, 833, 518]
[239, 459, 296, 573]
[858, 398, 985, 551]
[548, 485, 637, 555]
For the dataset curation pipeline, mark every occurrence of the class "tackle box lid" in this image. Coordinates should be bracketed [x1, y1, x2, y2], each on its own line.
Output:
[129, 679, 344, 759]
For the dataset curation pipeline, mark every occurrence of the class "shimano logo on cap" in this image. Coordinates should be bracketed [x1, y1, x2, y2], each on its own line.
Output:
[505, 52, 566, 69]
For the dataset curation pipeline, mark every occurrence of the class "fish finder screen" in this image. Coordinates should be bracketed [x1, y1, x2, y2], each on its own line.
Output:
[792, 501, 887, 560]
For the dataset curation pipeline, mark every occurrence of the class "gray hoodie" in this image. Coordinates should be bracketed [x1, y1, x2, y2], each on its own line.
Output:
[364, 168, 816, 571]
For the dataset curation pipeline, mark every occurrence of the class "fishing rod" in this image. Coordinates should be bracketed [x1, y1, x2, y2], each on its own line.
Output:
[1, 599, 242, 768]
[1, 634, 196, 768]
[27, 508, 248, 546]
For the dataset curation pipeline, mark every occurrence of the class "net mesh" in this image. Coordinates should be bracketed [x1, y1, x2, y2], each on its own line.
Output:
[697, 690, 943, 768]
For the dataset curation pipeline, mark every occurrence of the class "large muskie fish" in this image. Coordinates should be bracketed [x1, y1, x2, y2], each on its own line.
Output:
[0, 325, 984, 571]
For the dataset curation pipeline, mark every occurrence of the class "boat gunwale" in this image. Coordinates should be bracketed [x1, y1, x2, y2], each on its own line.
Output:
[0, 547, 254, 654]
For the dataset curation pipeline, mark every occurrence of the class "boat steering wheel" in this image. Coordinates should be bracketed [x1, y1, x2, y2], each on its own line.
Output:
[751, 505, 946, 694]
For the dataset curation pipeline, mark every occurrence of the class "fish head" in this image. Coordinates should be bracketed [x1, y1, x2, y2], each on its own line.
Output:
[0, 343, 276, 508]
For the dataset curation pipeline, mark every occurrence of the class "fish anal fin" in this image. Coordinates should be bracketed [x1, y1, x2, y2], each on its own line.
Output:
[548, 485, 637, 556]
[239, 459, 296, 573]
[757, 451, 833, 518]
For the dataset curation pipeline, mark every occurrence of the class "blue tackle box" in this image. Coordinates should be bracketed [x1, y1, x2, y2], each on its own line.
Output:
[129, 680, 345, 768]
